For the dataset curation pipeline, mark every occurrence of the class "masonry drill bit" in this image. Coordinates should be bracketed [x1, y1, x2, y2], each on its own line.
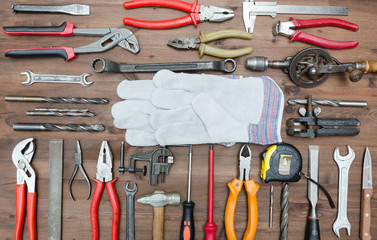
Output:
[280, 182, 289, 240]
[26, 111, 95, 117]
[288, 98, 367, 107]
[5, 96, 108, 104]
[13, 123, 105, 132]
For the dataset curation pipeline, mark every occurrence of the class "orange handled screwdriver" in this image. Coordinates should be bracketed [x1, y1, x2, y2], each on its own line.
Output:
[225, 144, 259, 240]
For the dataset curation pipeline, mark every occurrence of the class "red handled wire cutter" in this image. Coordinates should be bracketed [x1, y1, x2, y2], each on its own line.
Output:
[90, 141, 120, 240]
[3, 21, 140, 61]
[273, 18, 359, 49]
[123, 0, 234, 29]
[12, 138, 37, 240]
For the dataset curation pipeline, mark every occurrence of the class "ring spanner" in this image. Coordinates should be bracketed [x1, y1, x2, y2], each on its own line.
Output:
[332, 145, 355, 238]
[21, 70, 92, 87]
[91, 57, 237, 73]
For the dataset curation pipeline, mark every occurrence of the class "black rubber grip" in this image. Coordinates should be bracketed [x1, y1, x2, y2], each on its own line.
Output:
[180, 201, 195, 240]
[5, 48, 69, 60]
[3, 22, 67, 33]
[305, 217, 320, 240]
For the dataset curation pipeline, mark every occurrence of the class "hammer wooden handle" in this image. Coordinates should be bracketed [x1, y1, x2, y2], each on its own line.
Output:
[153, 206, 164, 240]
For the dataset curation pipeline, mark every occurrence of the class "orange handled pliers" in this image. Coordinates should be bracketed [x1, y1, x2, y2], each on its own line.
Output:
[12, 138, 37, 240]
[225, 144, 259, 240]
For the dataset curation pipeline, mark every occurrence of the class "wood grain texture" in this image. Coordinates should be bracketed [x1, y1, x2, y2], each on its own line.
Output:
[0, 0, 376, 239]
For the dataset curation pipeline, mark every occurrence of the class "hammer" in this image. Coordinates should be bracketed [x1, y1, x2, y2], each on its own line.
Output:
[137, 190, 180, 240]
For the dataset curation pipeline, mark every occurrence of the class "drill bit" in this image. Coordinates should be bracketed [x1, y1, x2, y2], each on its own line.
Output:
[34, 108, 89, 112]
[13, 123, 105, 132]
[26, 111, 95, 117]
[288, 98, 367, 107]
[5, 96, 108, 104]
[280, 182, 289, 240]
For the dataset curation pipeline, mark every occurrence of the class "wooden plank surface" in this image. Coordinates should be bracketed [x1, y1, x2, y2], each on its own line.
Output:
[0, 0, 376, 239]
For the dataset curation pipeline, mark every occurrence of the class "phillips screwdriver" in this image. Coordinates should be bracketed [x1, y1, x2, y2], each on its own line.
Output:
[180, 145, 195, 240]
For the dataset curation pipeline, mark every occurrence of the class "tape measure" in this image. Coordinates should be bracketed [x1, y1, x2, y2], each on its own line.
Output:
[261, 143, 302, 183]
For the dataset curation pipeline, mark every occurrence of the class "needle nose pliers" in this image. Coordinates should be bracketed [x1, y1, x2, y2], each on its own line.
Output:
[69, 140, 91, 201]
[225, 144, 259, 240]
[90, 141, 120, 240]
[168, 29, 253, 58]
[273, 17, 359, 49]
[12, 138, 37, 240]
[3, 21, 140, 61]
[123, 0, 234, 29]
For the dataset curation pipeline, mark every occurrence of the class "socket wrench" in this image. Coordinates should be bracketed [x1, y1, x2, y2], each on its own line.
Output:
[21, 70, 92, 87]
[91, 57, 237, 73]
[124, 182, 138, 240]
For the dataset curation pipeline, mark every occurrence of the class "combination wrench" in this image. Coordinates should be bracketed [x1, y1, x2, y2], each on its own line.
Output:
[124, 182, 138, 240]
[332, 145, 355, 238]
[20, 70, 92, 87]
[91, 57, 237, 73]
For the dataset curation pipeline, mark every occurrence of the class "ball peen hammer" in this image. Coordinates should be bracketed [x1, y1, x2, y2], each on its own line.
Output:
[137, 190, 180, 240]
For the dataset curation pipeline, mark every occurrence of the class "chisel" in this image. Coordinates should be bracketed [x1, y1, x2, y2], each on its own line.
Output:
[11, 4, 90, 15]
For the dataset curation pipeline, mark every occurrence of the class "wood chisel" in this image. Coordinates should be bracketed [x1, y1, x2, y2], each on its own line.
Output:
[306, 145, 320, 240]
[361, 147, 373, 240]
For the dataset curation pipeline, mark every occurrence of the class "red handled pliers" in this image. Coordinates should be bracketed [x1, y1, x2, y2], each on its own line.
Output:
[273, 18, 359, 49]
[90, 141, 120, 240]
[123, 0, 234, 29]
[12, 138, 37, 240]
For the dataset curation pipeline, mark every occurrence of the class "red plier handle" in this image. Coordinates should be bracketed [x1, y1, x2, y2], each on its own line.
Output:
[90, 178, 120, 240]
[123, 0, 201, 29]
[15, 184, 37, 240]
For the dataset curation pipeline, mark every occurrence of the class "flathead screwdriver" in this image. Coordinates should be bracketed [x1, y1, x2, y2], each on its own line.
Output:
[180, 145, 195, 240]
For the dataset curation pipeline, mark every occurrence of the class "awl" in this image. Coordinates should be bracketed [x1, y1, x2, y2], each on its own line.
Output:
[361, 147, 373, 240]
[243, 0, 348, 33]
[11, 4, 90, 15]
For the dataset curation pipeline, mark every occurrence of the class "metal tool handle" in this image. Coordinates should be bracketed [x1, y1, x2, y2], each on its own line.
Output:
[336, 166, 350, 224]
[3, 21, 74, 36]
[5, 47, 76, 61]
[127, 194, 135, 240]
[91, 57, 237, 73]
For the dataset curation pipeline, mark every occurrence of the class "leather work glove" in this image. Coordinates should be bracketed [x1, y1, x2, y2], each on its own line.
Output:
[112, 70, 284, 146]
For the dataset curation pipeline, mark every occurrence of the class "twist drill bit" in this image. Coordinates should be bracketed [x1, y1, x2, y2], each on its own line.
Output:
[280, 182, 289, 240]
[34, 108, 89, 112]
[5, 96, 108, 104]
[13, 123, 105, 132]
[288, 98, 367, 107]
[26, 111, 95, 117]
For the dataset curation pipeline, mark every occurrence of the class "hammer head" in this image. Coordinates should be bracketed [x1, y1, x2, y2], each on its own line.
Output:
[137, 190, 180, 207]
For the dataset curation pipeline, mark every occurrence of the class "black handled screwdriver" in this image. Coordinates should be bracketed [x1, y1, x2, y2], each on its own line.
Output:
[180, 145, 195, 240]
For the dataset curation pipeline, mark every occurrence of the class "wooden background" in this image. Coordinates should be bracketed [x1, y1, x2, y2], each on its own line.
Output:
[0, 0, 376, 239]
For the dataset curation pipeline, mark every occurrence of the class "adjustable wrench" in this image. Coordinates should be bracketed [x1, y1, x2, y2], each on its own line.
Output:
[21, 70, 92, 87]
[124, 182, 138, 240]
[332, 145, 355, 238]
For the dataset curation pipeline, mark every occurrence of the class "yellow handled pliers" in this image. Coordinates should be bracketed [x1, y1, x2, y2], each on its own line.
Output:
[225, 144, 259, 240]
[167, 29, 253, 58]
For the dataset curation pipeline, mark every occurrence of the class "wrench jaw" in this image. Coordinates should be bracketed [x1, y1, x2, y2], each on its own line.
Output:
[79, 73, 93, 87]
[124, 181, 138, 195]
[20, 70, 33, 86]
[332, 219, 351, 238]
[333, 145, 355, 163]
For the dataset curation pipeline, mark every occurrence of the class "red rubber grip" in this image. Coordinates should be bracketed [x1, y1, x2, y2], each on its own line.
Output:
[15, 184, 26, 240]
[290, 31, 359, 49]
[27, 192, 37, 240]
[123, 0, 199, 13]
[106, 178, 120, 240]
[123, 14, 199, 29]
[90, 179, 104, 240]
[289, 17, 359, 31]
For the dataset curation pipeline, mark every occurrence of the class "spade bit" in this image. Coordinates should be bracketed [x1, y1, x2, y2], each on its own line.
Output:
[332, 145, 355, 238]
[21, 70, 92, 87]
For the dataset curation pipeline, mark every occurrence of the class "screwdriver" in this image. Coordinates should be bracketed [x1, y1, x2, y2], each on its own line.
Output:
[180, 145, 195, 240]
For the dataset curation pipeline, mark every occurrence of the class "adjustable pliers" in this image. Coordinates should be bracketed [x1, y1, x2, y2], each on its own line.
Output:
[3, 21, 140, 61]
[273, 18, 359, 49]
[90, 141, 120, 240]
[12, 138, 37, 240]
[225, 144, 259, 240]
[167, 29, 253, 58]
[123, 0, 234, 29]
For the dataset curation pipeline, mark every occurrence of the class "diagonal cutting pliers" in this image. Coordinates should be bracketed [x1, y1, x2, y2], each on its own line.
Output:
[123, 0, 234, 29]
[90, 141, 120, 240]
[225, 144, 259, 240]
[68, 140, 91, 201]
[12, 138, 37, 240]
[3, 21, 140, 61]
[167, 29, 253, 58]
[273, 17, 359, 49]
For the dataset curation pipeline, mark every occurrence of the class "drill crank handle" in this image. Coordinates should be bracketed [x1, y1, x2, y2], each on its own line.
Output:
[290, 32, 359, 49]
[5, 47, 76, 61]
[27, 192, 37, 240]
[15, 184, 26, 240]
[225, 179, 243, 240]
[90, 179, 105, 240]
[105, 179, 120, 240]
[360, 60, 377, 73]
[3, 21, 75, 36]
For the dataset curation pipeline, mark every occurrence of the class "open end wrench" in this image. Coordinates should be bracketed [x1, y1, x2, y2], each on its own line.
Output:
[332, 145, 355, 238]
[124, 182, 138, 240]
[21, 70, 93, 87]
